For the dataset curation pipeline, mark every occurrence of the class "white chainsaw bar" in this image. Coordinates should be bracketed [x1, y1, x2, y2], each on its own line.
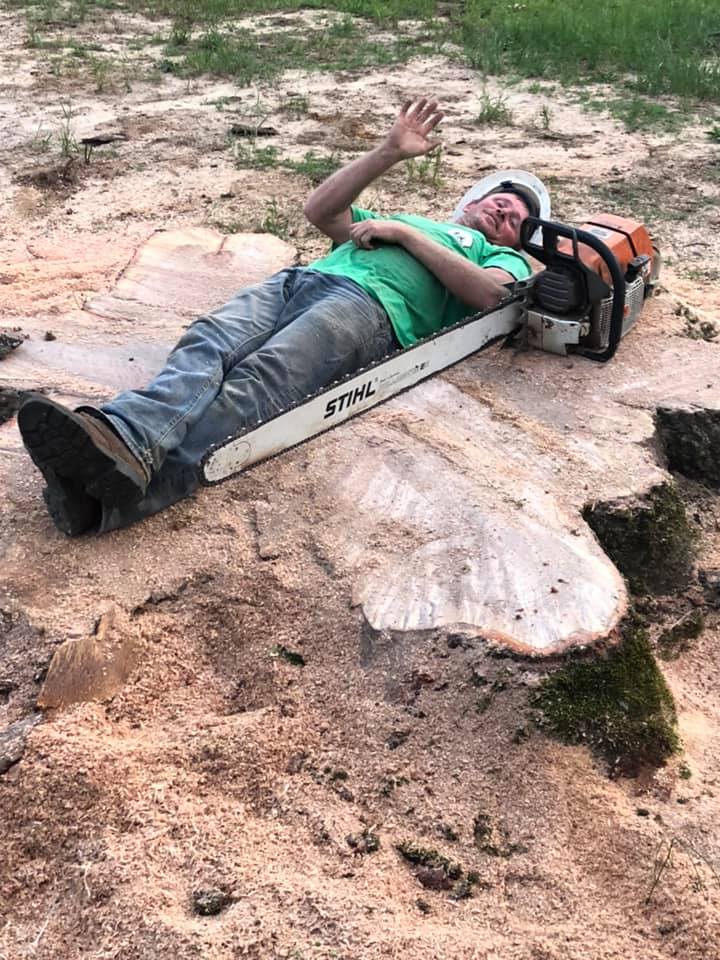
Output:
[201, 296, 524, 484]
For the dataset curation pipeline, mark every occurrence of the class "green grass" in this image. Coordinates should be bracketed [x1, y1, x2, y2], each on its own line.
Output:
[152, 0, 438, 22]
[260, 198, 291, 239]
[585, 95, 685, 133]
[232, 140, 279, 169]
[475, 91, 512, 125]
[538, 103, 552, 130]
[404, 146, 444, 188]
[158, 18, 440, 84]
[58, 100, 78, 156]
[279, 93, 310, 117]
[460, 0, 720, 102]
[10, 0, 440, 27]
[8, 0, 720, 104]
[283, 151, 341, 184]
[683, 266, 720, 282]
[589, 171, 716, 224]
[29, 123, 53, 153]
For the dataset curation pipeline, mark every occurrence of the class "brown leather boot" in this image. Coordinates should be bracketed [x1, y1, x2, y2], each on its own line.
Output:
[18, 395, 149, 525]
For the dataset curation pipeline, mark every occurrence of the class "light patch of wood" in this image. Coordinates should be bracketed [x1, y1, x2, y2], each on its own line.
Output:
[86, 228, 295, 325]
[38, 606, 138, 708]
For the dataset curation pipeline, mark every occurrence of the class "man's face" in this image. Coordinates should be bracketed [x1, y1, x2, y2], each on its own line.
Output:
[455, 192, 530, 248]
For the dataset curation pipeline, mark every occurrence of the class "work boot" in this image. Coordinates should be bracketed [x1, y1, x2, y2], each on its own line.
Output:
[42, 471, 101, 537]
[18, 395, 149, 527]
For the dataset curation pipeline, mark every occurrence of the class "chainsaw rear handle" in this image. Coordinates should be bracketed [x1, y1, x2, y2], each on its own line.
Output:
[521, 217, 627, 362]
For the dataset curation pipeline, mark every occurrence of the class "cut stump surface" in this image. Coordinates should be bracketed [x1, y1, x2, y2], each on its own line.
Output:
[2, 228, 718, 655]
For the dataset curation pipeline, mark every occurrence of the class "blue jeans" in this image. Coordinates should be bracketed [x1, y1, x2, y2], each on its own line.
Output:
[93, 268, 397, 532]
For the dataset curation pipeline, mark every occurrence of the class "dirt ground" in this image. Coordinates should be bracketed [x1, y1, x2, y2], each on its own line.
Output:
[1, 7, 720, 959]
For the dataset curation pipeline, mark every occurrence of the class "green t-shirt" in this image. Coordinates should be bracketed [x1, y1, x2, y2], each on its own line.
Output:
[309, 207, 531, 347]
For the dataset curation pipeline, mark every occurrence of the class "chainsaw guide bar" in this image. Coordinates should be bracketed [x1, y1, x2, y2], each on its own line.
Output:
[201, 297, 524, 484]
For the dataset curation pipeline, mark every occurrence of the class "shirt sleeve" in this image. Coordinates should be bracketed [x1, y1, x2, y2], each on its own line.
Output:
[350, 207, 382, 223]
[480, 249, 533, 282]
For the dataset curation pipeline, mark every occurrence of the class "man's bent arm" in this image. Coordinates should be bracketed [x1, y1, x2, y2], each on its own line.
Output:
[303, 99, 444, 245]
[303, 145, 403, 244]
[403, 229, 514, 310]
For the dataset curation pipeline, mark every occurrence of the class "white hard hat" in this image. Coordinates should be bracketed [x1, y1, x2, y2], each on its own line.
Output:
[453, 170, 551, 245]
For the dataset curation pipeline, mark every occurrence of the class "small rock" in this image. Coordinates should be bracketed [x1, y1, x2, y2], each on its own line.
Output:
[346, 830, 380, 855]
[658, 609, 705, 660]
[512, 725, 530, 744]
[449, 879, 474, 901]
[699, 568, 720, 607]
[229, 122, 278, 138]
[192, 887, 232, 916]
[410, 670, 435, 691]
[446, 632, 473, 650]
[386, 729, 410, 750]
[0, 387, 23, 426]
[416, 866, 454, 891]
[0, 332, 23, 360]
[436, 822, 459, 842]
[286, 751, 308, 774]
[0, 713, 42, 775]
[269, 645, 305, 667]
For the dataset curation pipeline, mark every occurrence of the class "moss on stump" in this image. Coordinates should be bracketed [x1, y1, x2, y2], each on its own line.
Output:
[583, 482, 695, 595]
[656, 408, 720, 488]
[532, 618, 678, 775]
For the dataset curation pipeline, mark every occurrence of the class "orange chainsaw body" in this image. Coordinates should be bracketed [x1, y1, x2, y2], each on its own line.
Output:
[557, 213, 655, 285]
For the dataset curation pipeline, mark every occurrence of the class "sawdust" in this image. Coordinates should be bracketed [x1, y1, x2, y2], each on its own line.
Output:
[1, 7, 720, 959]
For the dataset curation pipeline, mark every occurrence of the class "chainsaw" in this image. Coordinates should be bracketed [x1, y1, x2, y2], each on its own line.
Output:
[201, 214, 660, 485]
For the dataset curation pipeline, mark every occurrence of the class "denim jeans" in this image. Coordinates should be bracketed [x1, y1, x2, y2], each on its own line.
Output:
[93, 268, 397, 532]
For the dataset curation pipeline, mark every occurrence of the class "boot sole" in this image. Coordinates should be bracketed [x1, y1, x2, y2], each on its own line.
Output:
[18, 396, 146, 509]
[42, 472, 100, 537]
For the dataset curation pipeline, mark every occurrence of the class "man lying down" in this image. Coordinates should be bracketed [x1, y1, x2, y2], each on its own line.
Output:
[18, 97, 549, 536]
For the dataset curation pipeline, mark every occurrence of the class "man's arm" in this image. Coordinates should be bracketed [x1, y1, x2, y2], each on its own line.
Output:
[303, 99, 443, 245]
[349, 220, 516, 311]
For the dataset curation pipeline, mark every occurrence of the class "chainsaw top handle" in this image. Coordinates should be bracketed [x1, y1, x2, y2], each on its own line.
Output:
[520, 216, 627, 362]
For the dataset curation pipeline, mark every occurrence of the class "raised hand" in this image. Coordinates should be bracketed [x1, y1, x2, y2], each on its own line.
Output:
[303, 99, 444, 244]
[383, 99, 444, 161]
